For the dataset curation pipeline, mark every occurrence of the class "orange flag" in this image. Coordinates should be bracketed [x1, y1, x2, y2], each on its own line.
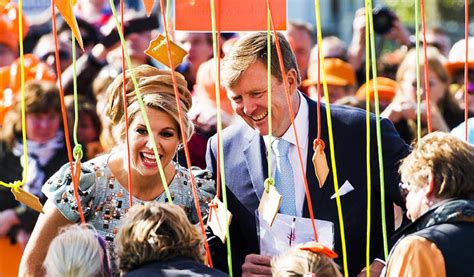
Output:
[142, 0, 155, 17]
[175, 0, 286, 31]
[54, 0, 84, 50]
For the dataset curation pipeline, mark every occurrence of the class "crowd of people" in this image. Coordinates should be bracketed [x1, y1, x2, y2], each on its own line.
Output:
[0, 0, 473, 276]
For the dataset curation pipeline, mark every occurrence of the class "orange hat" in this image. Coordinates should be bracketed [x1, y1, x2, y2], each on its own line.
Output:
[445, 37, 474, 76]
[193, 58, 233, 115]
[303, 58, 356, 87]
[0, 3, 29, 52]
[355, 77, 397, 103]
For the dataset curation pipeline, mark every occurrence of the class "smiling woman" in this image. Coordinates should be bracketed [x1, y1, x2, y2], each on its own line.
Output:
[19, 65, 216, 276]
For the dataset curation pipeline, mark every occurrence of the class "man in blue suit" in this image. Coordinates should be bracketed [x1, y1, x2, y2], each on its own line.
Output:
[206, 32, 410, 276]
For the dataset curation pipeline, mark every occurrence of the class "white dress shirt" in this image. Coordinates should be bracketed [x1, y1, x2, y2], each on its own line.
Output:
[264, 92, 308, 217]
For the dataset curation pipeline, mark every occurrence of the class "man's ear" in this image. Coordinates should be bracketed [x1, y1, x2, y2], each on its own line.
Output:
[286, 68, 298, 93]
[424, 172, 436, 198]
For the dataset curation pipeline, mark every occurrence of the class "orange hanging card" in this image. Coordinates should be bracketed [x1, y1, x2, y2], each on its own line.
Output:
[54, 0, 84, 50]
[142, 0, 155, 17]
[175, 0, 287, 31]
[11, 187, 44, 214]
[0, 0, 10, 13]
[145, 34, 187, 69]
[312, 141, 329, 188]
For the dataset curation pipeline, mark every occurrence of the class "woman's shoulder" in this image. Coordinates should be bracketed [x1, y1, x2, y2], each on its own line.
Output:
[174, 163, 214, 187]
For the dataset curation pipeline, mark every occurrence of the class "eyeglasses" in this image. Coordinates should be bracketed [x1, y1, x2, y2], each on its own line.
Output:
[399, 183, 410, 199]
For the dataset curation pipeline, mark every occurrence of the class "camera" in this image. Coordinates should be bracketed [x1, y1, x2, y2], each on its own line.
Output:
[372, 6, 395, 35]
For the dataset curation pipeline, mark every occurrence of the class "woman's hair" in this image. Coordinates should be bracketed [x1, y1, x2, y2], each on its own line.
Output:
[271, 246, 342, 277]
[116, 202, 204, 273]
[399, 132, 474, 200]
[105, 65, 193, 142]
[43, 224, 110, 277]
[0, 80, 61, 148]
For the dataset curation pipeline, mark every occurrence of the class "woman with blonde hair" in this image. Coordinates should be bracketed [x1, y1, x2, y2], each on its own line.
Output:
[271, 242, 342, 277]
[382, 46, 464, 143]
[20, 65, 216, 276]
[44, 225, 111, 277]
[116, 202, 226, 276]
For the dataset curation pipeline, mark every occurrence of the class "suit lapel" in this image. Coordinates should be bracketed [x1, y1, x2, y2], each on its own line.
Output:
[303, 97, 329, 217]
[243, 128, 266, 200]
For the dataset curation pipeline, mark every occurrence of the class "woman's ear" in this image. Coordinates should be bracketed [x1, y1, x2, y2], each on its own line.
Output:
[424, 172, 436, 198]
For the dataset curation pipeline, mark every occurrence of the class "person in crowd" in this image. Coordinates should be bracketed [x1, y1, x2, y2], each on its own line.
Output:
[445, 37, 474, 116]
[271, 242, 341, 277]
[303, 57, 357, 102]
[64, 95, 104, 159]
[43, 224, 111, 277]
[33, 33, 73, 75]
[20, 65, 215, 276]
[0, 80, 67, 276]
[179, 57, 236, 168]
[422, 27, 451, 57]
[286, 20, 314, 82]
[0, 3, 28, 67]
[355, 77, 397, 110]
[377, 49, 406, 81]
[382, 47, 464, 144]
[175, 32, 214, 92]
[385, 132, 474, 276]
[206, 32, 410, 276]
[75, 0, 111, 29]
[116, 202, 227, 276]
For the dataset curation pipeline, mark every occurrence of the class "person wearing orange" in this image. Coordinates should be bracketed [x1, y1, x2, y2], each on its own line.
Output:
[355, 77, 397, 110]
[0, 3, 28, 67]
[385, 132, 474, 277]
[303, 58, 357, 103]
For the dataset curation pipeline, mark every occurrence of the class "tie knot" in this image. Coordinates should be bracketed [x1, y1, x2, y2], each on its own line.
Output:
[273, 139, 291, 157]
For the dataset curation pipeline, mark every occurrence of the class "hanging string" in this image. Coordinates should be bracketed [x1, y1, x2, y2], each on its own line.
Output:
[267, 0, 319, 243]
[464, 0, 470, 142]
[108, 0, 172, 203]
[414, 0, 422, 143]
[266, 5, 274, 186]
[158, 0, 213, 267]
[0, 0, 28, 191]
[209, 0, 232, 272]
[364, 4, 372, 275]
[366, 0, 389, 259]
[420, 0, 432, 133]
[51, 0, 86, 225]
[313, 0, 347, 273]
[118, 0, 134, 207]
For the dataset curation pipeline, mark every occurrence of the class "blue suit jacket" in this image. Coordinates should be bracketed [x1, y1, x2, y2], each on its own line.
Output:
[206, 96, 410, 276]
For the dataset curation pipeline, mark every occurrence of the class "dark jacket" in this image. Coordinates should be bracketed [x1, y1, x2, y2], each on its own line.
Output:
[387, 199, 474, 277]
[123, 257, 228, 277]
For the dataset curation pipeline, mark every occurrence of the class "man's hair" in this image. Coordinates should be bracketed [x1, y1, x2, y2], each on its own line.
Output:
[116, 202, 204, 273]
[399, 132, 474, 200]
[288, 20, 315, 42]
[221, 32, 301, 89]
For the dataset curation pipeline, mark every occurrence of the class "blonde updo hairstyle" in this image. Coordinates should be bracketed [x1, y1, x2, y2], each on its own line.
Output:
[105, 65, 193, 143]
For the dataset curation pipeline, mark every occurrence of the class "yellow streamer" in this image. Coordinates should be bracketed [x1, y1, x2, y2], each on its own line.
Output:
[313, 0, 348, 275]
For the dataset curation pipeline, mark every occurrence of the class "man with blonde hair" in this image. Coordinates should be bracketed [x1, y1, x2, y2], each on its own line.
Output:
[206, 32, 410, 276]
[385, 132, 474, 276]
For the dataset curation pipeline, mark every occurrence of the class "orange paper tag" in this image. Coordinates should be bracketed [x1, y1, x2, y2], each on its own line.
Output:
[145, 34, 188, 69]
[208, 197, 232, 243]
[258, 179, 281, 226]
[11, 187, 44, 214]
[312, 142, 329, 188]
[54, 0, 84, 49]
[0, 0, 10, 13]
[175, 0, 286, 31]
[142, 0, 155, 17]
